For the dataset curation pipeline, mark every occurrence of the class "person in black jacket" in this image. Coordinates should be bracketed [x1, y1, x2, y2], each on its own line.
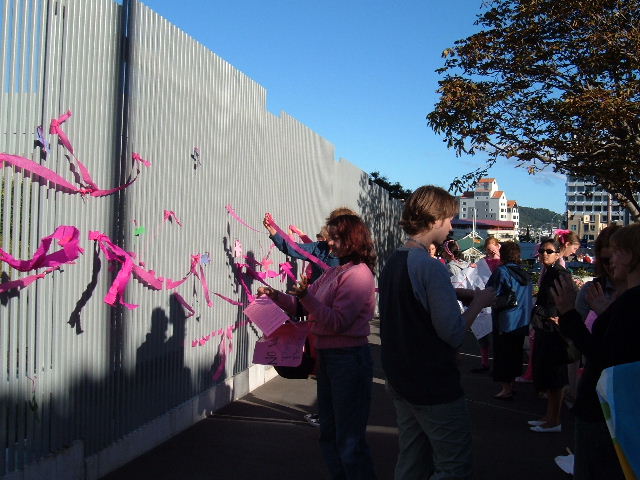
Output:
[529, 238, 576, 433]
[551, 223, 640, 479]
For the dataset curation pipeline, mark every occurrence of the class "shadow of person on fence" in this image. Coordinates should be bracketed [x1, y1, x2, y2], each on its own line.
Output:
[68, 242, 102, 334]
[0, 271, 20, 305]
[134, 296, 192, 424]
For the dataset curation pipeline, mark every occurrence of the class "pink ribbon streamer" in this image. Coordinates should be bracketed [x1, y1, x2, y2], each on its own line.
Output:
[132, 152, 151, 168]
[174, 292, 196, 318]
[0, 226, 84, 293]
[190, 254, 213, 307]
[0, 153, 142, 197]
[279, 262, 296, 282]
[225, 205, 263, 233]
[0, 266, 60, 293]
[49, 111, 74, 154]
[89, 231, 139, 309]
[212, 326, 234, 381]
[236, 262, 271, 287]
[163, 210, 183, 227]
[289, 225, 313, 243]
[265, 214, 330, 271]
[214, 292, 245, 306]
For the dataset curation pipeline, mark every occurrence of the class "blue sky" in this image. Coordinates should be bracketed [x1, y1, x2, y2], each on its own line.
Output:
[140, 0, 566, 213]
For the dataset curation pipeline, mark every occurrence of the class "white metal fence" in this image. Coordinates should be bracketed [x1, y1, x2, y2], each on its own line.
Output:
[0, 0, 403, 477]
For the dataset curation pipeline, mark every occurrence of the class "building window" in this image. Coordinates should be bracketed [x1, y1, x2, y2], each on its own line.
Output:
[571, 225, 577, 231]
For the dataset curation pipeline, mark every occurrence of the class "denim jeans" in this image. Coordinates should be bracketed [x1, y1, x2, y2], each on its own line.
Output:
[317, 345, 376, 480]
[389, 385, 472, 480]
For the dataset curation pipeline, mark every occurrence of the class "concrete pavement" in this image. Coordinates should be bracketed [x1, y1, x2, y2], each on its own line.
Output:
[104, 321, 574, 479]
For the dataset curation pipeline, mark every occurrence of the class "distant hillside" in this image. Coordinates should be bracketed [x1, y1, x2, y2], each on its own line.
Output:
[518, 206, 563, 229]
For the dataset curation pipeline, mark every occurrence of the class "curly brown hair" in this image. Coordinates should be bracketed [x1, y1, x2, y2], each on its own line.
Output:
[400, 185, 458, 235]
[326, 215, 376, 273]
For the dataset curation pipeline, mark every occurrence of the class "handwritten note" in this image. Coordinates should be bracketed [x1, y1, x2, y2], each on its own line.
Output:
[252, 322, 311, 367]
[243, 296, 290, 336]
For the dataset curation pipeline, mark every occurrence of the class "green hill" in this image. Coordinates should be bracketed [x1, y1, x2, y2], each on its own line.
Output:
[518, 206, 563, 229]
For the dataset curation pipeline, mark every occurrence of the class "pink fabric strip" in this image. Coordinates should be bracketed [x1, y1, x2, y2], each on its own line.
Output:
[174, 292, 196, 318]
[0, 153, 142, 197]
[190, 255, 213, 307]
[214, 292, 245, 306]
[89, 231, 139, 309]
[289, 225, 313, 243]
[0, 225, 83, 271]
[132, 152, 151, 168]
[236, 262, 271, 287]
[279, 262, 296, 282]
[49, 111, 74, 153]
[163, 210, 183, 226]
[265, 214, 330, 270]
[2, 153, 86, 194]
[225, 205, 262, 233]
[212, 326, 234, 381]
[0, 266, 60, 293]
[233, 263, 255, 303]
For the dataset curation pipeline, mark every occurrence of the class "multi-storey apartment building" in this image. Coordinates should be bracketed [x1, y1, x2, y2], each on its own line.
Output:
[565, 176, 633, 224]
[565, 176, 638, 243]
[458, 178, 520, 230]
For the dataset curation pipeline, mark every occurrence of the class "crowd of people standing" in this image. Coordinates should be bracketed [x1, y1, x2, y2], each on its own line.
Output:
[256, 184, 638, 480]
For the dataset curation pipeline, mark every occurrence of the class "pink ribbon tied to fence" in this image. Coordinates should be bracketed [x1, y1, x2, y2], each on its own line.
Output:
[132, 152, 151, 168]
[0, 225, 84, 293]
[0, 153, 146, 198]
[212, 326, 234, 381]
[189, 254, 213, 307]
[89, 231, 139, 309]
[163, 210, 183, 226]
[49, 110, 74, 154]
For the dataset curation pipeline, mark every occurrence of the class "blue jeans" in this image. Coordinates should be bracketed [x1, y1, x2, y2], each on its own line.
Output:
[389, 386, 472, 480]
[317, 345, 376, 480]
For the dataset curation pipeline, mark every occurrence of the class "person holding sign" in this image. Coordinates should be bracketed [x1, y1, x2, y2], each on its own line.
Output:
[378, 185, 496, 480]
[258, 214, 377, 479]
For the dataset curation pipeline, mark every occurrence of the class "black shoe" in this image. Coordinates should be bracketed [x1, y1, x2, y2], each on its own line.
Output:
[470, 366, 490, 373]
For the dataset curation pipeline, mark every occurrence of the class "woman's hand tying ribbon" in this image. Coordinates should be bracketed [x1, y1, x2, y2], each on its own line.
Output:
[287, 277, 309, 298]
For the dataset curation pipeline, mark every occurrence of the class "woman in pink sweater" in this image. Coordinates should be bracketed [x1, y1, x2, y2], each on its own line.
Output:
[259, 214, 377, 479]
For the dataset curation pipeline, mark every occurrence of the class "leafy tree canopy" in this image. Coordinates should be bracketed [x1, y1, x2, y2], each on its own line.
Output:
[369, 171, 412, 200]
[427, 0, 640, 220]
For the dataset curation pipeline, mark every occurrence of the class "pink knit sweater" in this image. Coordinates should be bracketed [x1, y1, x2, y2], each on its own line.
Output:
[275, 262, 376, 349]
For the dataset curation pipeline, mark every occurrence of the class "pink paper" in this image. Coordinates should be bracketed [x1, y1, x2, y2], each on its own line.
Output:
[243, 296, 290, 336]
[252, 322, 311, 367]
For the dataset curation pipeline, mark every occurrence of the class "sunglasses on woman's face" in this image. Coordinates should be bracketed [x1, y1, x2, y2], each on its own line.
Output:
[538, 248, 558, 255]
